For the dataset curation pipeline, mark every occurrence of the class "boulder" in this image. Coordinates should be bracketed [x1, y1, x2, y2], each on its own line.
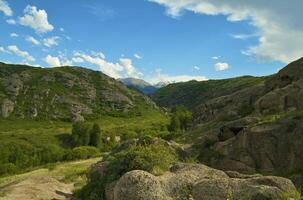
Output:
[1, 98, 14, 118]
[110, 163, 299, 200]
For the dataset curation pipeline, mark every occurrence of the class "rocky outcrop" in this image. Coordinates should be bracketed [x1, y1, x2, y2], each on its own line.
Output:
[0, 63, 158, 120]
[109, 163, 299, 200]
[208, 118, 303, 175]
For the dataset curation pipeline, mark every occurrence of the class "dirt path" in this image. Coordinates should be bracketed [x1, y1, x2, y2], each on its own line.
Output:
[0, 158, 101, 200]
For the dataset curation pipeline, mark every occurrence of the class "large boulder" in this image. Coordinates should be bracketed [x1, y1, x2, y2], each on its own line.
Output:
[212, 118, 303, 174]
[111, 163, 299, 200]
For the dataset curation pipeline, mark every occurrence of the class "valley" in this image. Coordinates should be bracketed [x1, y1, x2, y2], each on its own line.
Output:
[0, 58, 303, 199]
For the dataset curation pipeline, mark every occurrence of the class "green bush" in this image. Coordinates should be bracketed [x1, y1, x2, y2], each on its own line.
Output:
[67, 146, 100, 160]
[72, 122, 90, 146]
[78, 140, 178, 200]
[168, 105, 192, 132]
[0, 163, 18, 175]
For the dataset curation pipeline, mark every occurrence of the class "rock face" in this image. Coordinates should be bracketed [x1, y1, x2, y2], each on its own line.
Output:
[110, 163, 299, 200]
[0, 62, 158, 121]
[211, 118, 303, 174]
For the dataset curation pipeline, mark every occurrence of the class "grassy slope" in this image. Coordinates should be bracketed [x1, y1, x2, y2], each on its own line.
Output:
[0, 157, 101, 199]
[152, 76, 265, 109]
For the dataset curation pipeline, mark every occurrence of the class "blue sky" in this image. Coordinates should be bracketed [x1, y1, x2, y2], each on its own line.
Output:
[1, 0, 302, 84]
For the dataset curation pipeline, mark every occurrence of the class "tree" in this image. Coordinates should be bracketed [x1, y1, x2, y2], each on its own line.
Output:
[168, 105, 192, 132]
[168, 115, 181, 132]
[89, 123, 101, 147]
[72, 122, 90, 146]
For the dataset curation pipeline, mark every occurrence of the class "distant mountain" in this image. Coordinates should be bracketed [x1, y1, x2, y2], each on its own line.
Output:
[119, 78, 158, 94]
[154, 81, 170, 88]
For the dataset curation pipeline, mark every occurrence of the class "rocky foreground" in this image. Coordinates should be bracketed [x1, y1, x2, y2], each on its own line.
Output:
[104, 162, 299, 200]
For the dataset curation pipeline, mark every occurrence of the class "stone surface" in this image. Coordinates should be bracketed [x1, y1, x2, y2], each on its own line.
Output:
[109, 163, 299, 200]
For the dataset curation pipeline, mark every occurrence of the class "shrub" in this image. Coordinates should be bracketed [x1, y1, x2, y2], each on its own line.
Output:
[0, 163, 18, 175]
[72, 122, 90, 146]
[89, 123, 101, 147]
[68, 146, 100, 160]
[78, 140, 178, 200]
[168, 105, 192, 132]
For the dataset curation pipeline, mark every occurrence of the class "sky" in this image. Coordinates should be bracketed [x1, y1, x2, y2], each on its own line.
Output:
[0, 0, 302, 84]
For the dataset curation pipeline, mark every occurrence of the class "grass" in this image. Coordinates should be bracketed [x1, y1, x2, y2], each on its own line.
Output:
[0, 157, 101, 190]
[0, 108, 168, 177]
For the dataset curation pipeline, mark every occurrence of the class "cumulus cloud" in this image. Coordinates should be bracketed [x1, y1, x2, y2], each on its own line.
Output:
[19, 5, 54, 34]
[147, 68, 207, 84]
[0, 0, 12, 16]
[73, 52, 123, 78]
[134, 53, 142, 59]
[212, 56, 219, 60]
[26, 36, 40, 45]
[7, 45, 35, 62]
[72, 52, 142, 78]
[10, 33, 18, 37]
[119, 58, 143, 78]
[44, 55, 61, 67]
[149, 0, 303, 63]
[214, 62, 229, 71]
[6, 18, 16, 24]
[43, 36, 60, 47]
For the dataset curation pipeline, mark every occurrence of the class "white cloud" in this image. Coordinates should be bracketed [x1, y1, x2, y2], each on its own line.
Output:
[26, 36, 40, 45]
[44, 55, 61, 67]
[193, 65, 200, 70]
[231, 33, 258, 40]
[0, 46, 6, 52]
[60, 27, 64, 32]
[72, 52, 142, 78]
[73, 52, 123, 78]
[134, 53, 142, 59]
[212, 56, 219, 60]
[43, 36, 60, 47]
[19, 5, 54, 34]
[0, 0, 12, 16]
[119, 58, 142, 78]
[7, 45, 35, 62]
[147, 68, 207, 84]
[72, 57, 84, 63]
[149, 0, 303, 63]
[6, 18, 16, 24]
[91, 51, 105, 59]
[10, 33, 18, 37]
[214, 62, 229, 71]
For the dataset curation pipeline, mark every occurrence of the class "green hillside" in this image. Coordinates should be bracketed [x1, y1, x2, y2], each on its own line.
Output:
[0, 62, 168, 177]
[152, 76, 265, 110]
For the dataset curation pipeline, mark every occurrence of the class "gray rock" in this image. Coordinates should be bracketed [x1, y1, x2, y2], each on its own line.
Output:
[1, 99, 14, 118]
[110, 163, 299, 200]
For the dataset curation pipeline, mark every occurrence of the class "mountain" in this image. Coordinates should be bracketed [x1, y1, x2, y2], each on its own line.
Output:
[0, 62, 159, 122]
[119, 77, 158, 94]
[152, 76, 265, 110]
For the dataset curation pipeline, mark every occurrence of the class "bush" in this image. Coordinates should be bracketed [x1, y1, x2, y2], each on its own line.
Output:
[89, 123, 101, 147]
[72, 122, 90, 146]
[78, 140, 178, 200]
[0, 163, 18, 175]
[168, 105, 192, 132]
[67, 146, 100, 160]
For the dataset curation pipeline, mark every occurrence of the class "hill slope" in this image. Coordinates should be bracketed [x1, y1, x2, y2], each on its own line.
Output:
[151, 76, 265, 110]
[0, 62, 158, 121]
